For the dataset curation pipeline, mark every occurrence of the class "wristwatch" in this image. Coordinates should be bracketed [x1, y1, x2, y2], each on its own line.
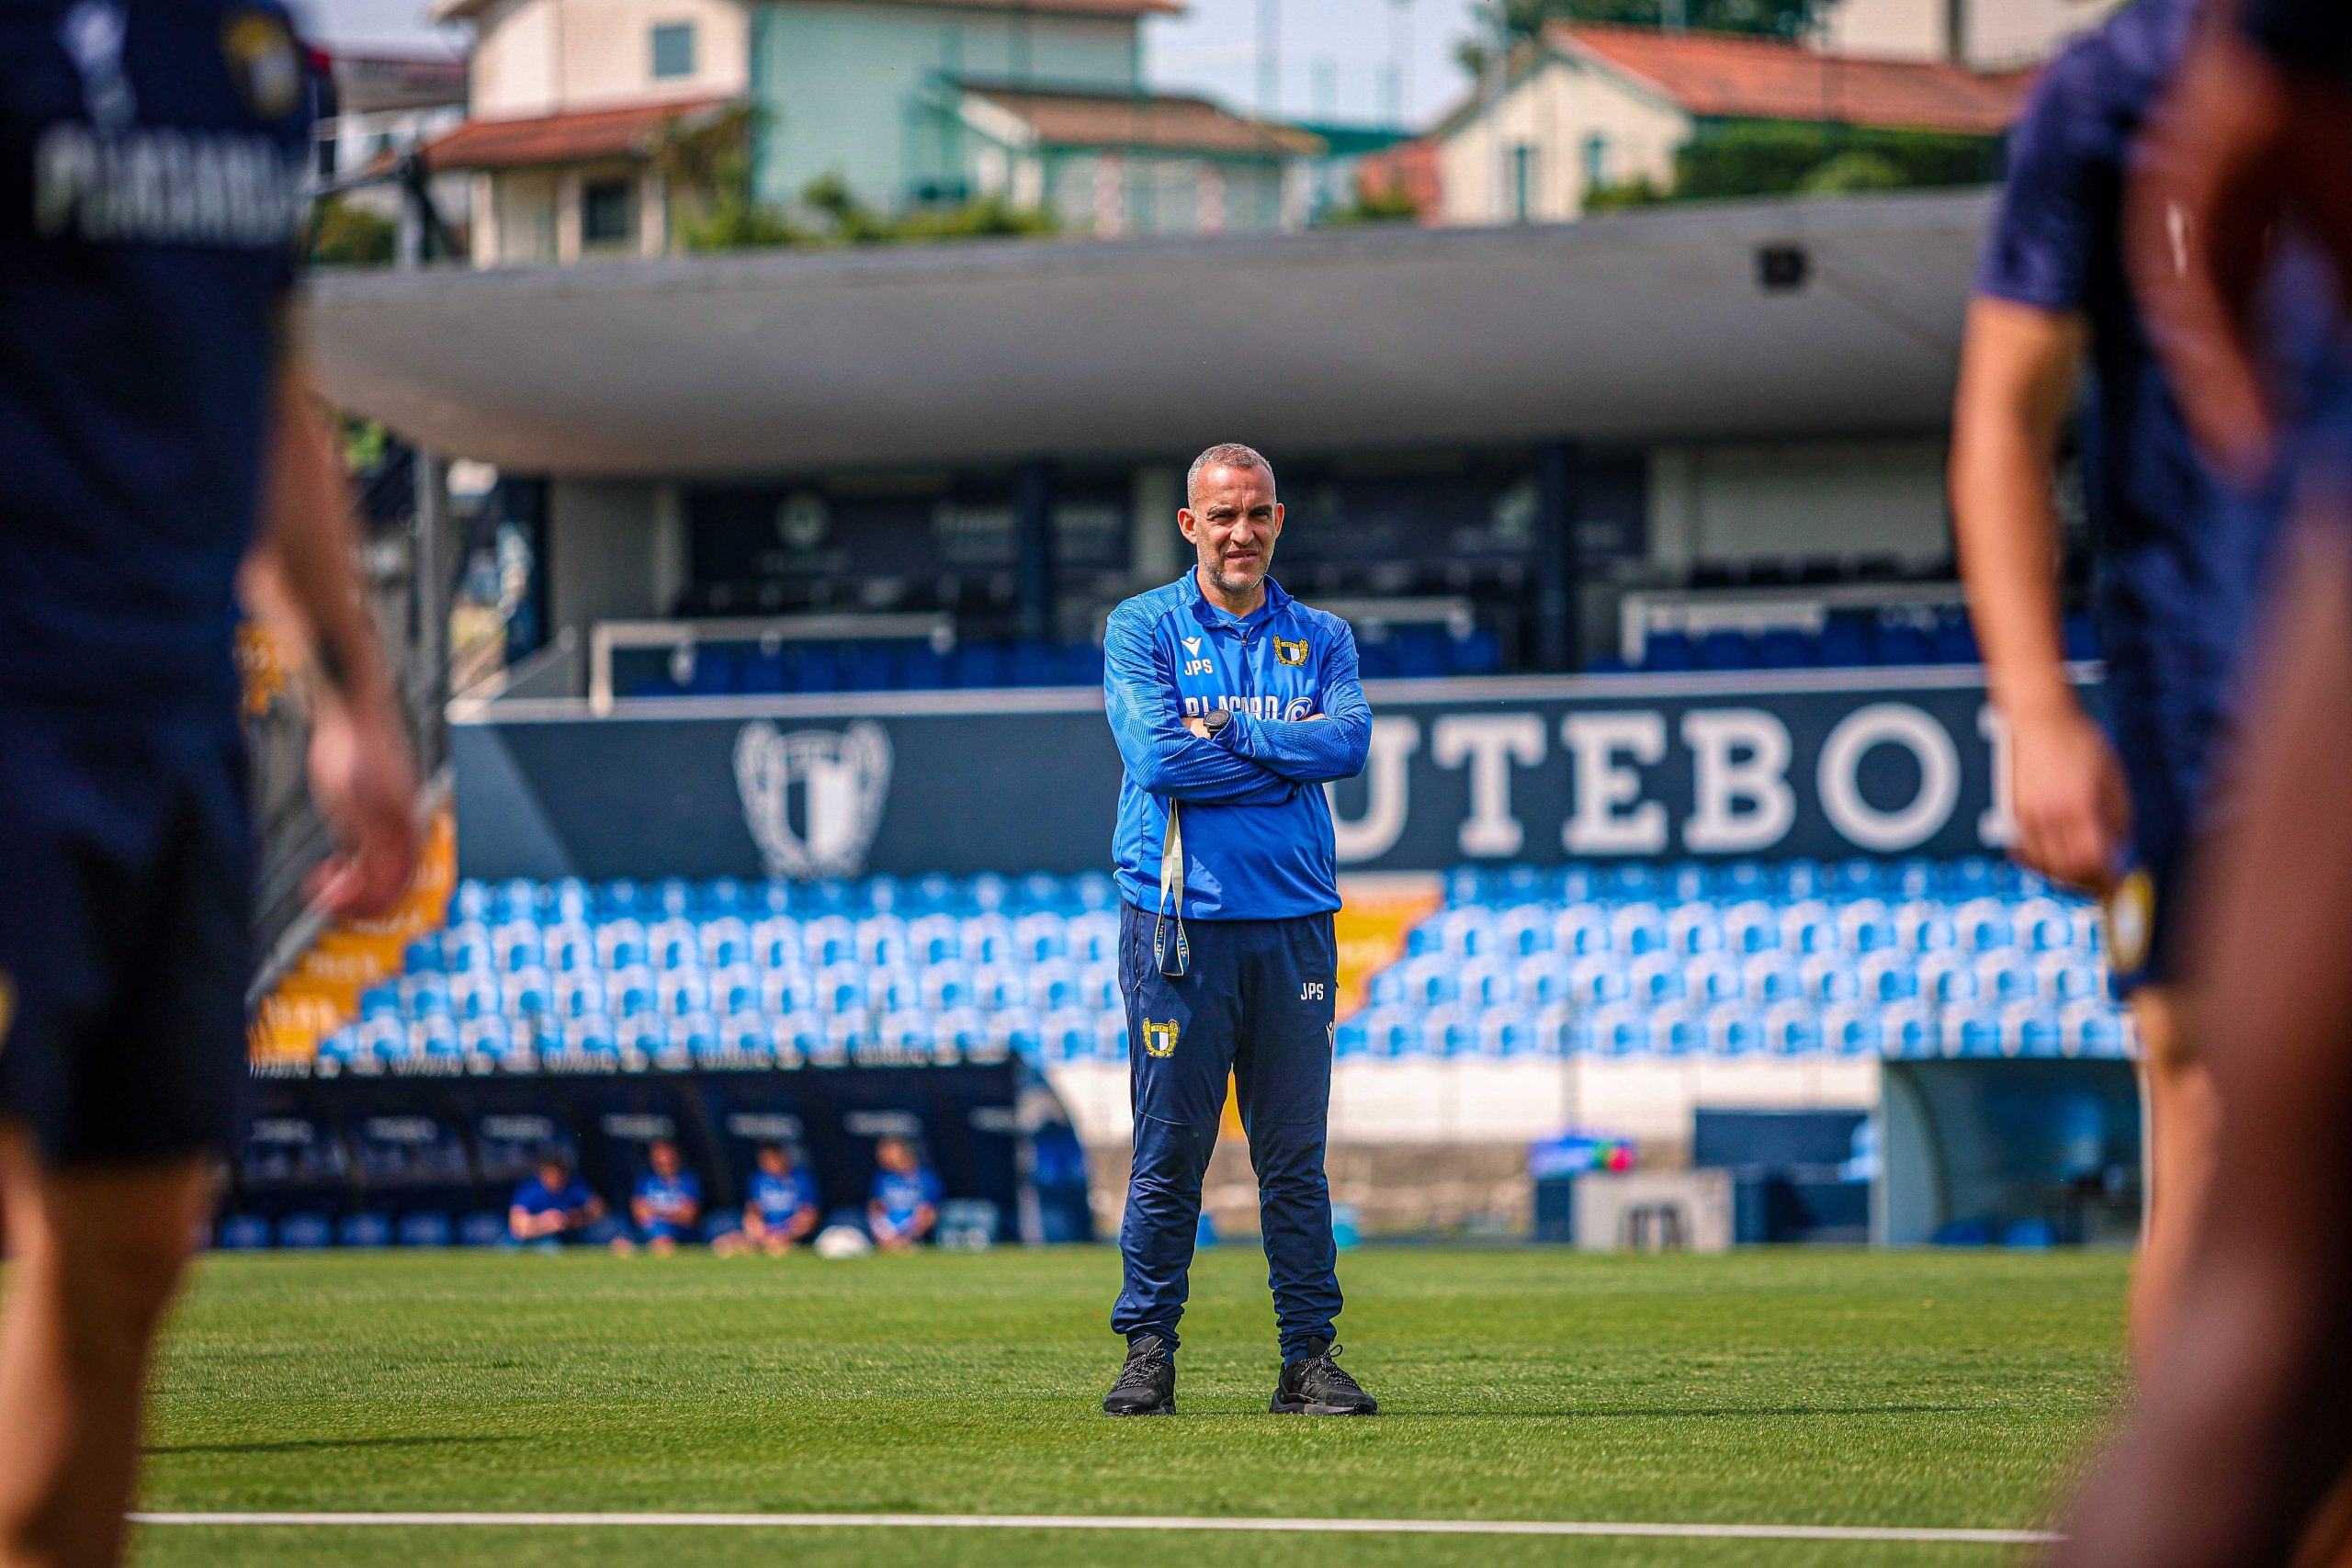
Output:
[1201, 707, 1233, 738]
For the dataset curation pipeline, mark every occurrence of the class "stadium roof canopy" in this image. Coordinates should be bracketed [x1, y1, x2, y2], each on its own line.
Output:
[306, 187, 1993, 478]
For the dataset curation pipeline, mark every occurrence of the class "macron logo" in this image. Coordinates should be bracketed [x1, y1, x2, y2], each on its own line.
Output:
[1182, 637, 1202, 655]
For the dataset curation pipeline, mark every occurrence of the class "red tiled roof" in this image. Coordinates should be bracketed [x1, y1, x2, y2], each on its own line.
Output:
[423, 97, 736, 172]
[961, 84, 1322, 157]
[1549, 23, 2030, 135]
[1355, 136, 1441, 220]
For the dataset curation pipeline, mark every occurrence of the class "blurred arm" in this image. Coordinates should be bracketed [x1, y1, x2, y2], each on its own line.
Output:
[1219, 628, 1373, 784]
[255, 354, 421, 918]
[1102, 608, 1295, 806]
[1950, 297, 2129, 895]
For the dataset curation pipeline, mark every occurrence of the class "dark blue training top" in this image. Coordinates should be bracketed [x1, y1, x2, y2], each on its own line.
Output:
[1975, 0, 2290, 739]
[0, 0, 314, 708]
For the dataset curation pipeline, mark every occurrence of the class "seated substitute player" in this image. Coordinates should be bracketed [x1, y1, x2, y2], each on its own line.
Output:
[508, 1148, 609, 1247]
[867, 1135, 940, 1252]
[0, 6, 421, 1564]
[1098, 443, 1376, 1418]
[1948, 0, 2305, 1357]
[623, 1138, 701, 1255]
[728, 1141, 820, 1255]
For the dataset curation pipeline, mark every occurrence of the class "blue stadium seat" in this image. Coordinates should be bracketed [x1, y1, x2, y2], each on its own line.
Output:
[276, 1213, 333, 1249]
[460, 1212, 510, 1247]
[217, 1213, 271, 1250]
[338, 1213, 392, 1248]
[398, 1213, 454, 1247]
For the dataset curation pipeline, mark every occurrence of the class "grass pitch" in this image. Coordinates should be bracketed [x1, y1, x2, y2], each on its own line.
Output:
[130, 1246, 2126, 1566]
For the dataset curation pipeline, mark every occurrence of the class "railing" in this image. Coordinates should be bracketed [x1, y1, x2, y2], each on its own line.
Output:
[1616, 581, 1966, 665]
[247, 447, 456, 1003]
[588, 613, 956, 716]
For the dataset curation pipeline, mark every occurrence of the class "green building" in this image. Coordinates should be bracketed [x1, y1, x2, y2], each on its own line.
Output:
[747, 0, 1322, 233]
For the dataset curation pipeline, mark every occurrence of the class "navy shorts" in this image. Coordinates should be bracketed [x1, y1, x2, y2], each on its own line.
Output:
[0, 699, 253, 1167]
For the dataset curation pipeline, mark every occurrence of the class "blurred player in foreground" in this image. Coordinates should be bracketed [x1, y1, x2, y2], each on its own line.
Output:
[1950, 0, 2299, 1356]
[0, 4, 419, 1562]
[2052, 3, 2352, 1563]
[1097, 444, 1374, 1418]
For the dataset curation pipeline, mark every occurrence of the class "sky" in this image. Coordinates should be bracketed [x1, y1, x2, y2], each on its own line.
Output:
[292, 0, 1490, 126]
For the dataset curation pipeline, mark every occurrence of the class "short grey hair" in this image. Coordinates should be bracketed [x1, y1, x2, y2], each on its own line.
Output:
[1186, 443, 1274, 506]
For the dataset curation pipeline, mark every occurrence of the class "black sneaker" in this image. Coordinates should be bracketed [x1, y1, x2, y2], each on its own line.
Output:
[1271, 1338, 1377, 1416]
[1102, 1335, 1175, 1416]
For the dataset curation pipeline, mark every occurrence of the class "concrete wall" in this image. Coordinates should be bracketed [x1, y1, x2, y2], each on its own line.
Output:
[750, 1, 1139, 211]
[1818, 0, 1952, 61]
[1962, 0, 2121, 67]
[470, 0, 751, 118]
[548, 479, 667, 637]
[1436, 52, 1689, 226]
[1645, 437, 1951, 572]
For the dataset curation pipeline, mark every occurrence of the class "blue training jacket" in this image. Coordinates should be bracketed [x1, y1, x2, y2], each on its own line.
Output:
[1105, 572, 1371, 920]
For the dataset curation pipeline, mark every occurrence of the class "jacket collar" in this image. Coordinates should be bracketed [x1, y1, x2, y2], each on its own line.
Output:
[1178, 568, 1290, 628]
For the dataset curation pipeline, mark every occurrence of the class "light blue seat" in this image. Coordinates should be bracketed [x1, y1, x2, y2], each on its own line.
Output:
[816, 968, 866, 1015]
[1611, 905, 1668, 956]
[339, 1213, 391, 1248]
[975, 968, 1027, 1012]
[399, 1213, 453, 1247]
[2004, 1004, 2064, 1057]
[1688, 955, 1743, 1005]
[760, 970, 814, 1015]
[1803, 956, 1859, 1004]
[1781, 901, 1838, 954]
[1883, 1001, 1936, 1056]
[1860, 953, 1918, 1004]
[1823, 1005, 1882, 1056]
[276, 1213, 332, 1249]
[1652, 1006, 1702, 1057]
[1766, 1003, 1823, 1056]
[1724, 900, 1780, 954]
[453, 880, 492, 923]
[1705, 1005, 1764, 1056]
[1668, 907, 1724, 956]
[358, 986, 401, 1021]
[1631, 953, 1686, 1006]
[1744, 956, 1804, 1005]
[1943, 1005, 2003, 1058]
[1569, 955, 1630, 1006]
[662, 974, 709, 1017]
[217, 1213, 271, 1250]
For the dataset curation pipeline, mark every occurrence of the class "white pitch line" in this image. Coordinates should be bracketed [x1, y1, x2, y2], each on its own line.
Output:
[130, 1511, 2060, 1545]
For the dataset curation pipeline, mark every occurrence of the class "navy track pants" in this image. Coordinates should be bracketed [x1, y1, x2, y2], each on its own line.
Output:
[1110, 899, 1341, 1360]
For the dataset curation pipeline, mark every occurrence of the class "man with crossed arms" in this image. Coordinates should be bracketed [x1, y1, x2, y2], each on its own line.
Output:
[1098, 443, 1376, 1417]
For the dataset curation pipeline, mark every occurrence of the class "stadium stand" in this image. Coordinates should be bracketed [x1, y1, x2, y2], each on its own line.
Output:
[318, 858, 2127, 1077]
[611, 625, 1508, 698]
[1592, 606, 2099, 674]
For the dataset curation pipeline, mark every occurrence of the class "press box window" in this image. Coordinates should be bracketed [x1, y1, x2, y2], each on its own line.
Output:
[582, 178, 636, 246]
[650, 22, 695, 80]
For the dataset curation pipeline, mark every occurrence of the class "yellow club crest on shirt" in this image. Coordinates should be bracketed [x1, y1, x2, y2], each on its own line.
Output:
[1273, 637, 1309, 667]
[1142, 1018, 1180, 1058]
[221, 8, 302, 119]
[2104, 867, 2155, 976]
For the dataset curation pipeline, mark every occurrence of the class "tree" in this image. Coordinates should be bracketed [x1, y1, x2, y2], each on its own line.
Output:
[308, 197, 396, 266]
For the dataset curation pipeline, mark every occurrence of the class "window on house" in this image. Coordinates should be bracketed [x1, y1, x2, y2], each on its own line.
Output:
[313, 124, 338, 180]
[1583, 132, 1609, 188]
[650, 22, 695, 80]
[1511, 142, 1536, 222]
[582, 177, 636, 246]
